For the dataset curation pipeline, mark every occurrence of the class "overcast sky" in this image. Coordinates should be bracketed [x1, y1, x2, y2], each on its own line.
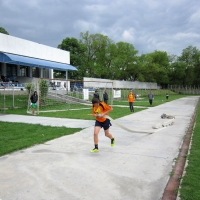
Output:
[1, 0, 200, 56]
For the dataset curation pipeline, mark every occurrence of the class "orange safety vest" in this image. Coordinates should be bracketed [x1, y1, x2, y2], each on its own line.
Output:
[128, 93, 135, 102]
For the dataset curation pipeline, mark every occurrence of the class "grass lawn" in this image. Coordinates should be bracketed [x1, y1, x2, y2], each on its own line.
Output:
[0, 122, 81, 157]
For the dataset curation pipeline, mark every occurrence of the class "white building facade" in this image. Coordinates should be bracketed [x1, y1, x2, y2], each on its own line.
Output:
[0, 33, 76, 84]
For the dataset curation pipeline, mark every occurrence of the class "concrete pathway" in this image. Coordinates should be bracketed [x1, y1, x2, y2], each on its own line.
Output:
[0, 114, 94, 128]
[0, 96, 199, 200]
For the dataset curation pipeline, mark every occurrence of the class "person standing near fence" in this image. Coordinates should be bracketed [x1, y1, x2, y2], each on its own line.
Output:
[148, 90, 154, 105]
[30, 91, 38, 115]
[128, 90, 135, 112]
[103, 90, 109, 104]
[94, 90, 100, 100]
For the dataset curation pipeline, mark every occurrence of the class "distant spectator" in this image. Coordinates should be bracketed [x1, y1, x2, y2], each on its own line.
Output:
[30, 91, 38, 115]
[94, 90, 100, 100]
[166, 93, 169, 100]
[1, 75, 5, 82]
[148, 90, 154, 105]
[103, 90, 109, 104]
[4, 76, 9, 82]
[134, 93, 138, 99]
[128, 90, 135, 112]
[0, 78, 4, 86]
[53, 82, 56, 90]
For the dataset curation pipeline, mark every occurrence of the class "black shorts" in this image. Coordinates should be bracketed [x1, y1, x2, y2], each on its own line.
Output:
[95, 118, 112, 130]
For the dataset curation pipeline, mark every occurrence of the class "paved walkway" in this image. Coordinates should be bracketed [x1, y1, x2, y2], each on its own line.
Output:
[0, 96, 199, 200]
[0, 114, 94, 128]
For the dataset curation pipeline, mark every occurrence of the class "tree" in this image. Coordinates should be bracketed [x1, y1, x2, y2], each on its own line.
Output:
[39, 79, 49, 104]
[150, 51, 170, 87]
[0, 27, 9, 35]
[111, 41, 138, 80]
[79, 31, 139, 80]
[25, 82, 35, 94]
[168, 62, 186, 85]
[80, 31, 115, 79]
[57, 37, 87, 79]
[142, 51, 170, 87]
[178, 46, 200, 86]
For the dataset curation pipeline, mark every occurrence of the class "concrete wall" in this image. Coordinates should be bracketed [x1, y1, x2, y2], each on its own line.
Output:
[0, 33, 70, 64]
[83, 77, 159, 89]
[14, 77, 36, 84]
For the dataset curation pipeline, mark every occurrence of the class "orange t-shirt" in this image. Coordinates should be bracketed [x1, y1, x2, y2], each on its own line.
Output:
[128, 93, 135, 102]
[92, 102, 112, 122]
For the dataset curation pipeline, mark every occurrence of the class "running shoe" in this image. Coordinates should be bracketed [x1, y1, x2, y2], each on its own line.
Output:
[90, 148, 99, 153]
[111, 138, 115, 147]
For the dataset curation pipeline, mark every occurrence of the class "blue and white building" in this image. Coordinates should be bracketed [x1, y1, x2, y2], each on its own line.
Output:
[0, 33, 76, 85]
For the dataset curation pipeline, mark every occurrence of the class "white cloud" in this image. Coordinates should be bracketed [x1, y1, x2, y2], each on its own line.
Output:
[174, 32, 200, 40]
[122, 28, 135, 42]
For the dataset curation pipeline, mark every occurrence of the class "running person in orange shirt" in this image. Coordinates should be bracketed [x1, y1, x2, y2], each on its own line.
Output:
[128, 90, 135, 112]
[90, 98, 115, 153]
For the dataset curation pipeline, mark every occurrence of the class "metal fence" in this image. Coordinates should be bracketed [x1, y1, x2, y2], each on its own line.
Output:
[1, 81, 200, 114]
[0, 85, 28, 114]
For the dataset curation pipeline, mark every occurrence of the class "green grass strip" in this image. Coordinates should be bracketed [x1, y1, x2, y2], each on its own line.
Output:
[179, 100, 200, 200]
[0, 122, 81, 156]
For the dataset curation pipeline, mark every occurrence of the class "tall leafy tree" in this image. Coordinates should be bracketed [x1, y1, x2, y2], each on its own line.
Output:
[111, 41, 138, 80]
[136, 54, 149, 82]
[149, 51, 170, 87]
[80, 31, 114, 79]
[57, 37, 87, 79]
[168, 62, 187, 85]
[138, 51, 170, 85]
[0, 27, 9, 35]
[178, 46, 200, 86]
[79, 31, 139, 80]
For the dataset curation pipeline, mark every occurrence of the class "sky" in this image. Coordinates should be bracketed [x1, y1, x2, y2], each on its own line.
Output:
[0, 0, 200, 56]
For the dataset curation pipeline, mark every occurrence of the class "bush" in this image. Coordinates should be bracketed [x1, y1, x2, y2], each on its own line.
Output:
[25, 82, 35, 94]
[39, 79, 49, 101]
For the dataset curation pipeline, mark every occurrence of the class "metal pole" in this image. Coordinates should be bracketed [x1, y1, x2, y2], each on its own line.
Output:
[12, 86, 14, 108]
[3, 87, 6, 114]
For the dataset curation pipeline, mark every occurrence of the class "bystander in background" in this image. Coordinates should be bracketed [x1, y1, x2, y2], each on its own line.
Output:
[148, 90, 154, 105]
[103, 90, 109, 104]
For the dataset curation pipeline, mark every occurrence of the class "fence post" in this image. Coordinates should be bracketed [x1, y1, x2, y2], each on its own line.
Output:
[12, 86, 14, 108]
[3, 88, 6, 114]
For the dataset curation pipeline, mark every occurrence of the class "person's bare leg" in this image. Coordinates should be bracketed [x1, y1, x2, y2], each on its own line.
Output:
[94, 126, 101, 144]
[104, 129, 113, 139]
[105, 129, 115, 146]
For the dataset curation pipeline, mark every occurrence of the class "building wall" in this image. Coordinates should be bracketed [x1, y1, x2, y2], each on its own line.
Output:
[0, 33, 70, 64]
[83, 77, 159, 89]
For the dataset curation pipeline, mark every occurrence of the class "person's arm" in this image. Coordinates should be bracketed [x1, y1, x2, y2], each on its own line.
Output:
[99, 106, 113, 117]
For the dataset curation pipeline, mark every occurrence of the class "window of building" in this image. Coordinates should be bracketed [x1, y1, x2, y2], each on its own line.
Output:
[6, 64, 17, 81]
[57, 82, 61, 86]
[20, 66, 28, 77]
[32, 67, 39, 77]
